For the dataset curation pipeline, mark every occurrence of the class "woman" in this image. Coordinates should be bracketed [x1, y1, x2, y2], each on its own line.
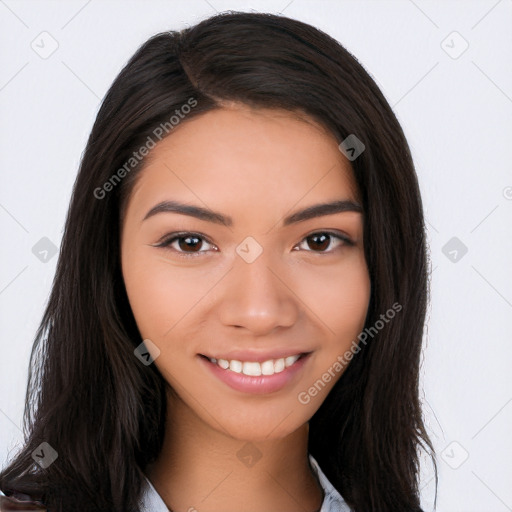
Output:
[0, 11, 436, 511]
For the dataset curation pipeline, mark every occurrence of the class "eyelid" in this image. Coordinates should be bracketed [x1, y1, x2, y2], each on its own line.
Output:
[294, 230, 354, 252]
[153, 231, 216, 256]
[302, 229, 354, 245]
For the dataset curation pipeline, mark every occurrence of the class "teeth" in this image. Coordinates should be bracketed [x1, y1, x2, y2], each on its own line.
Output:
[261, 360, 274, 375]
[208, 354, 302, 376]
[285, 355, 299, 366]
[243, 361, 261, 376]
[229, 360, 242, 373]
[274, 358, 285, 373]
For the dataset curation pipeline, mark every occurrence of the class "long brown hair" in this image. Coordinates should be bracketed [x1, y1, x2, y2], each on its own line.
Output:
[0, 12, 436, 511]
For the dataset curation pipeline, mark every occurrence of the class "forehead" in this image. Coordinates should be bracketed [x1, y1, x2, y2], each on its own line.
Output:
[124, 105, 361, 222]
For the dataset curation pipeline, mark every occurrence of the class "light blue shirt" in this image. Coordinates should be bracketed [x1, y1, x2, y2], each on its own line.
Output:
[138, 454, 351, 511]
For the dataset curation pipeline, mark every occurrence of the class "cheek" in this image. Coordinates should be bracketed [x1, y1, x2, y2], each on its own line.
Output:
[295, 251, 370, 336]
[121, 250, 201, 340]
[292, 255, 370, 408]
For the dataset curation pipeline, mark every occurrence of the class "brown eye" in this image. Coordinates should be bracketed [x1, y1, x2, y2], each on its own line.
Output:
[155, 232, 216, 257]
[306, 233, 331, 251]
[296, 231, 353, 253]
[176, 235, 203, 252]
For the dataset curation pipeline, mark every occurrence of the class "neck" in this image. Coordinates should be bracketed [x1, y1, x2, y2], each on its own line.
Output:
[146, 392, 324, 512]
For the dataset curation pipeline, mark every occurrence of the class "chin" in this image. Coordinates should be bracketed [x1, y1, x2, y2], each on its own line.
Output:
[212, 407, 311, 443]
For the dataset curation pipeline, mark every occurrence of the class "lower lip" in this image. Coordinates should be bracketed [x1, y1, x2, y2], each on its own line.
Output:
[198, 353, 311, 394]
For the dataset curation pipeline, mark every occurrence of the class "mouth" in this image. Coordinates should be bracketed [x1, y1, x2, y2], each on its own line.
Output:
[197, 352, 312, 394]
[198, 352, 310, 376]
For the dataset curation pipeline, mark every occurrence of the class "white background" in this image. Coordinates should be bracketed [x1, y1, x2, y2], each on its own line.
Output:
[1, 1, 511, 510]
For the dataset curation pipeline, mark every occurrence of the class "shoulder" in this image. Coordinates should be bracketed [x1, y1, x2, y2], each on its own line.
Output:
[308, 454, 352, 512]
[0, 493, 46, 511]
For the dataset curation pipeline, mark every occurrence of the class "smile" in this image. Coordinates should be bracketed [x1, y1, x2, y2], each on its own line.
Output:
[198, 352, 312, 394]
[204, 354, 303, 376]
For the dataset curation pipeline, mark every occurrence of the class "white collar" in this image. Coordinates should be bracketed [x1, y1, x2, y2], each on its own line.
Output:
[139, 454, 351, 511]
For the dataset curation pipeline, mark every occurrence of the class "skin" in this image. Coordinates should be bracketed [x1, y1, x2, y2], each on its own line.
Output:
[120, 103, 371, 512]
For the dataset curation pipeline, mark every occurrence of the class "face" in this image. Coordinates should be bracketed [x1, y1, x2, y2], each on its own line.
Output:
[120, 104, 371, 441]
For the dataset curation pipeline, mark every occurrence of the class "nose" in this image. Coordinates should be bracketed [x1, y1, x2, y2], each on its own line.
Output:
[217, 249, 299, 336]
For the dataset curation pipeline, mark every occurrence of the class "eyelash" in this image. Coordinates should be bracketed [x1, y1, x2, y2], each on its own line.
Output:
[154, 230, 354, 258]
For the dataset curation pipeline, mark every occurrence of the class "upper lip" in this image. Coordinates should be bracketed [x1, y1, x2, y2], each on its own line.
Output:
[200, 349, 311, 363]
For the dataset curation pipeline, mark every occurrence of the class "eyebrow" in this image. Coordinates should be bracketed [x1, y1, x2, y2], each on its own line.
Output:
[142, 199, 363, 227]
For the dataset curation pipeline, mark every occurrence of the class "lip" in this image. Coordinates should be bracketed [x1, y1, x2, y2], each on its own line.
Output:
[200, 348, 311, 363]
[198, 352, 312, 394]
